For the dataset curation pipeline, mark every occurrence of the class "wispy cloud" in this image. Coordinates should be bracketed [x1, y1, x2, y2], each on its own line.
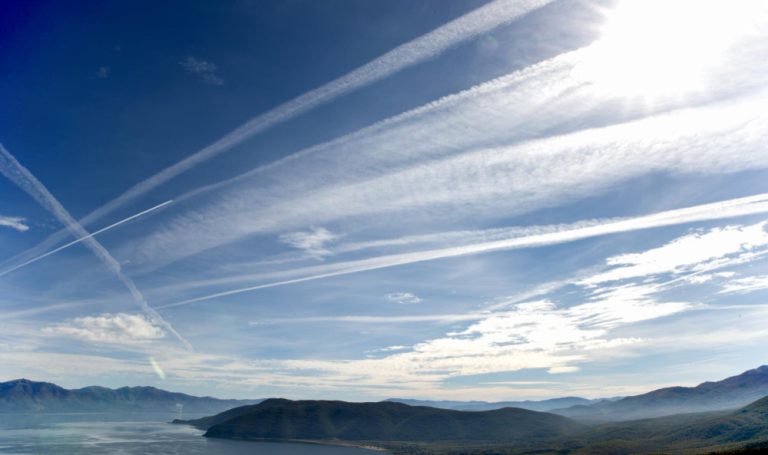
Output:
[279, 227, 339, 258]
[582, 222, 768, 285]
[385, 292, 422, 304]
[42, 313, 165, 344]
[157, 193, 768, 308]
[271, 294, 685, 386]
[367, 345, 409, 353]
[0, 215, 28, 232]
[682, 272, 736, 285]
[0, 144, 191, 350]
[720, 274, 768, 294]
[180, 56, 224, 86]
[9, 0, 554, 273]
[96, 66, 110, 79]
[548, 366, 580, 374]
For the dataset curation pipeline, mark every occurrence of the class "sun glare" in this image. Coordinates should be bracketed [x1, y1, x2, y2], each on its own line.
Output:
[576, 0, 766, 99]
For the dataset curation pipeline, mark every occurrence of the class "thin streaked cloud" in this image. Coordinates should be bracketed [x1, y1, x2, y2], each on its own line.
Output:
[0, 215, 29, 232]
[385, 292, 422, 304]
[42, 313, 166, 344]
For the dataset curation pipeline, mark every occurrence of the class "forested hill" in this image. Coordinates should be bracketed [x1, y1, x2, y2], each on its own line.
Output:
[194, 398, 581, 442]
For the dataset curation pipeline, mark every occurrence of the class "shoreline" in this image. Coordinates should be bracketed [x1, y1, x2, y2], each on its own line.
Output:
[205, 434, 390, 452]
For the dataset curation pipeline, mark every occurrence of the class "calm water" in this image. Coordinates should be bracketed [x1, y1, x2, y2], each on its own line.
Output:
[0, 414, 379, 454]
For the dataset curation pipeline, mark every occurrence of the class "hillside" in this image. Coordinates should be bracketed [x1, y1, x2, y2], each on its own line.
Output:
[195, 398, 581, 443]
[174, 400, 263, 429]
[662, 395, 768, 448]
[557, 395, 768, 454]
[0, 379, 260, 414]
[553, 365, 768, 421]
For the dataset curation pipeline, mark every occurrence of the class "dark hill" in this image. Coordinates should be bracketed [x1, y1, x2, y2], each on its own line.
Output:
[198, 398, 581, 443]
[0, 378, 260, 414]
[174, 400, 262, 429]
[553, 365, 768, 421]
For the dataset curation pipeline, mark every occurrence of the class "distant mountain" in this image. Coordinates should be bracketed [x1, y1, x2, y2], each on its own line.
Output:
[182, 398, 580, 443]
[0, 379, 261, 414]
[553, 365, 768, 422]
[387, 396, 611, 412]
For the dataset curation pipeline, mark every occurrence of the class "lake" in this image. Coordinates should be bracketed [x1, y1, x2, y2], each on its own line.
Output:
[0, 414, 379, 454]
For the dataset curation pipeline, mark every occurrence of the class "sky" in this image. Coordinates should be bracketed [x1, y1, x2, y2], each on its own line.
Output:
[1, 0, 768, 401]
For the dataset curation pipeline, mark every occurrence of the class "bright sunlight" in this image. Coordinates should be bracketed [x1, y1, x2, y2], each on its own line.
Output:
[576, 0, 766, 99]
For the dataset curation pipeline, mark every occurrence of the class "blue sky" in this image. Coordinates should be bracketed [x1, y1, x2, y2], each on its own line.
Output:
[1, 0, 768, 401]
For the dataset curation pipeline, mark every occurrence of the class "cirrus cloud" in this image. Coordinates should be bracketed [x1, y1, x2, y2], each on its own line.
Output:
[0, 215, 29, 232]
[42, 313, 166, 344]
[385, 292, 423, 304]
[180, 56, 224, 86]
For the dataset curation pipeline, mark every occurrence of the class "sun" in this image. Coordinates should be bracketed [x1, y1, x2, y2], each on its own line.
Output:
[575, 0, 766, 100]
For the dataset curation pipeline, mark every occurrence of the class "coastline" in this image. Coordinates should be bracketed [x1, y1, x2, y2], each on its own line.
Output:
[204, 434, 390, 452]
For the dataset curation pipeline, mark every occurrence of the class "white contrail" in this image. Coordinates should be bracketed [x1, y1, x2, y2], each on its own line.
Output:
[127, 90, 768, 271]
[0, 200, 173, 277]
[0, 302, 86, 321]
[6, 0, 553, 271]
[0, 144, 192, 350]
[157, 192, 768, 309]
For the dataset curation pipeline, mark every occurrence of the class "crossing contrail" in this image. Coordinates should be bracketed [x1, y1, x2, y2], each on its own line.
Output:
[0, 144, 192, 350]
[0, 199, 173, 277]
[3, 0, 553, 276]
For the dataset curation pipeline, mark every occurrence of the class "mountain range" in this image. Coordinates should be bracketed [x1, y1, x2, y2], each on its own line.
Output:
[386, 396, 611, 412]
[388, 366, 768, 421]
[5, 366, 768, 453]
[0, 378, 261, 414]
[552, 365, 768, 421]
